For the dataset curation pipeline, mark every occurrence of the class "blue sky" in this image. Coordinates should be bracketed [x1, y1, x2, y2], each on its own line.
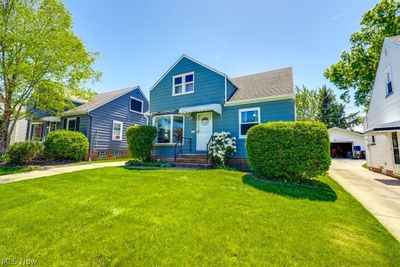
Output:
[64, 0, 379, 113]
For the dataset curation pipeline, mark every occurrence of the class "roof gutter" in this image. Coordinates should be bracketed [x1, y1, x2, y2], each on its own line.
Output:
[224, 94, 295, 106]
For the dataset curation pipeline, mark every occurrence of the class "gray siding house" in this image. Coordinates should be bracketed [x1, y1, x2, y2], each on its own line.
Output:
[26, 86, 148, 159]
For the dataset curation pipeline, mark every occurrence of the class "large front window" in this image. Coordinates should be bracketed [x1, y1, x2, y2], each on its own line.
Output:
[173, 72, 194, 96]
[239, 107, 260, 138]
[154, 115, 184, 144]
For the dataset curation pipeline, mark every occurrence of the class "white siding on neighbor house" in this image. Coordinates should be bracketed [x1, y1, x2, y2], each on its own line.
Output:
[9, 118, 28, 145]
[328, 128, 365, 151]
[365, 132, 395, 173]
[365, 39, 400, 130]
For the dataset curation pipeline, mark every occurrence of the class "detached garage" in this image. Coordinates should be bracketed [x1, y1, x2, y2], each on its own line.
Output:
[328, 127, 365, 158]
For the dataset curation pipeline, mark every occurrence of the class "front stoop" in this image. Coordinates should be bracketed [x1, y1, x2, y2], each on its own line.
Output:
[176, 154, 212, 169]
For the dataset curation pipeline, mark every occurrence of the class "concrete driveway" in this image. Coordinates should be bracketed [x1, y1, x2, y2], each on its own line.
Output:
[329, 159, 400, 241]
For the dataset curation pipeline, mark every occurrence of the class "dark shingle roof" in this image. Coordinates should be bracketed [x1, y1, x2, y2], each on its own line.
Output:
[228, 67, 294, 102]
[64, 87, 138, 115]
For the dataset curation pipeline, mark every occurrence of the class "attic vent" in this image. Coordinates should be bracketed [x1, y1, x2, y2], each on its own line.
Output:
[384, 47, 388, 56]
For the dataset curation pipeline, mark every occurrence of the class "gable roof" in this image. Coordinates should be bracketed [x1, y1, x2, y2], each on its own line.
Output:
[64, 86, 142, 115]
[386, 35, 400, 45]
[150, 54, 231, 91]
[328, 127, 363, 136]
[227, 67, 294, 103]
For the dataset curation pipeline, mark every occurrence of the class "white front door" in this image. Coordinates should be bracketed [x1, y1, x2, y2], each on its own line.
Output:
[196, 112, 213, 151]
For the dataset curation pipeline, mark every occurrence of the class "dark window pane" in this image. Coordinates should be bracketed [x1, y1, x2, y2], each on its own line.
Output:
[174, 76, 182, 85]
[241, 123, 258, 136]
[173, 116, 184, 143]
[388, 81, 393, 94]
[392, 132, 400, 164]
[68, 119, 76, 131]
[130, 98, 143, 112]
[156, 116, 171, 143]
[185, 74, 193, 83]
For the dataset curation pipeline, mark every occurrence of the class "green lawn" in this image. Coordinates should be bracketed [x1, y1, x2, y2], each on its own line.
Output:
[0, 166, 36, 176]
[0, 168, 399, 266]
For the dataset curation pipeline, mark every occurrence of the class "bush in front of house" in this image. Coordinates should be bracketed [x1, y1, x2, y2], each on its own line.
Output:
[44, 130, 89, 161]
[126, 158, 174, 168]
[246, 121, 331, 180]
[208, 131, 236, 167]
[6, 141, 44, 165]
[126, 126, 157, 162]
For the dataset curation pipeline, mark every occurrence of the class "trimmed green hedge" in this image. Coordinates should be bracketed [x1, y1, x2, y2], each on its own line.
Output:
[126, 126, 157, 162]
[246, 121, 331, 180]
[6, 141, 43, 165]
[44, 130, 89, 161]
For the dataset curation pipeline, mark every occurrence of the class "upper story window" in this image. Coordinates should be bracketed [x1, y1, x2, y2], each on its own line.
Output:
[153, 115, 184, 144]
[130, 97, 143, 113]
[386, 68, 393, 96]
[112, 120, 123, 141]
[239, 107, 260, 138]
[173, 72, 194, 96]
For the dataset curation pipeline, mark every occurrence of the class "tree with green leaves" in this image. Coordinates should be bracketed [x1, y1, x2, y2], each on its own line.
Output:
[0, 0, 100, 152]
[295, 85, 320, 121]
[324, 0, 400, 107]
[295, 85, 362, 130]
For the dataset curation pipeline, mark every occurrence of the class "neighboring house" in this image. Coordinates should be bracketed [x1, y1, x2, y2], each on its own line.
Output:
[25, 86, 148, 159]
[148, 55, 295, 166]
[328, 127, 365, 158]
[364, 35, 400, 177]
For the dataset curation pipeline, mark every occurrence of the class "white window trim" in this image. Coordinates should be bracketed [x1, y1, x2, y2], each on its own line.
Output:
[112, 120, 123, 141]
[152, 114, 185, 145]
[238, 107, 261, 139]
[130, 96, 144, 114]
[172, 72, 195, 96]
[66, 117, 77, 131]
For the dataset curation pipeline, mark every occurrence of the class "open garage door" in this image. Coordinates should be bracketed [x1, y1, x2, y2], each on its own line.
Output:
[331, 142, 353, 158]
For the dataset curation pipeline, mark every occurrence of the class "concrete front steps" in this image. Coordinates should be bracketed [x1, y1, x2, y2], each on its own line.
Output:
[175, 154, 212, 169]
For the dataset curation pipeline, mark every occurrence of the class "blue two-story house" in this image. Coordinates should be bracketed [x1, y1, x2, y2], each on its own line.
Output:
[149, 55, 295, 166]
[25, 86, 148, 160]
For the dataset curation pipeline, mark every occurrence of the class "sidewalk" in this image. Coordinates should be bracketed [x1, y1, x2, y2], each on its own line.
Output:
[329, 159, 400, 241]
[0, 161, 125, 184]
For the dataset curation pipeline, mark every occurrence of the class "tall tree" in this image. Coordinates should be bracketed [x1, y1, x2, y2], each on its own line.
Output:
[0, 0, 100, 152]
[295, 85, 362, 130]
[295, 85, 320, 121]
[324, 0, 400, 107]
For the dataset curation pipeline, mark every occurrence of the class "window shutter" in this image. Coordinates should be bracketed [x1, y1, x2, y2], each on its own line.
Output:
[76, 117, 80, 131]
[63, 119, 67, 129]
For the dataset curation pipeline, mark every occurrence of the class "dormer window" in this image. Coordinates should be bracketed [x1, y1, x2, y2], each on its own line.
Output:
[173, 72, 194, 96]
[386, 68, 393, 97]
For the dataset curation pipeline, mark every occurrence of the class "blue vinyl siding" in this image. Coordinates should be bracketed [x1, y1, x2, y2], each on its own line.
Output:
[58, 115, 90, 136]
[151, 99, 295, 159]
[89, 88, 148, 152]
[226, 79, 237, 101]
[150, 57, 226, 113]
[215, 99, 295, 158]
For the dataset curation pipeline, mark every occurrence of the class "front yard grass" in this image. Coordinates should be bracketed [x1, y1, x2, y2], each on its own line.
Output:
[0, 168, 399, 266]
[0, 166, 36, 176]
